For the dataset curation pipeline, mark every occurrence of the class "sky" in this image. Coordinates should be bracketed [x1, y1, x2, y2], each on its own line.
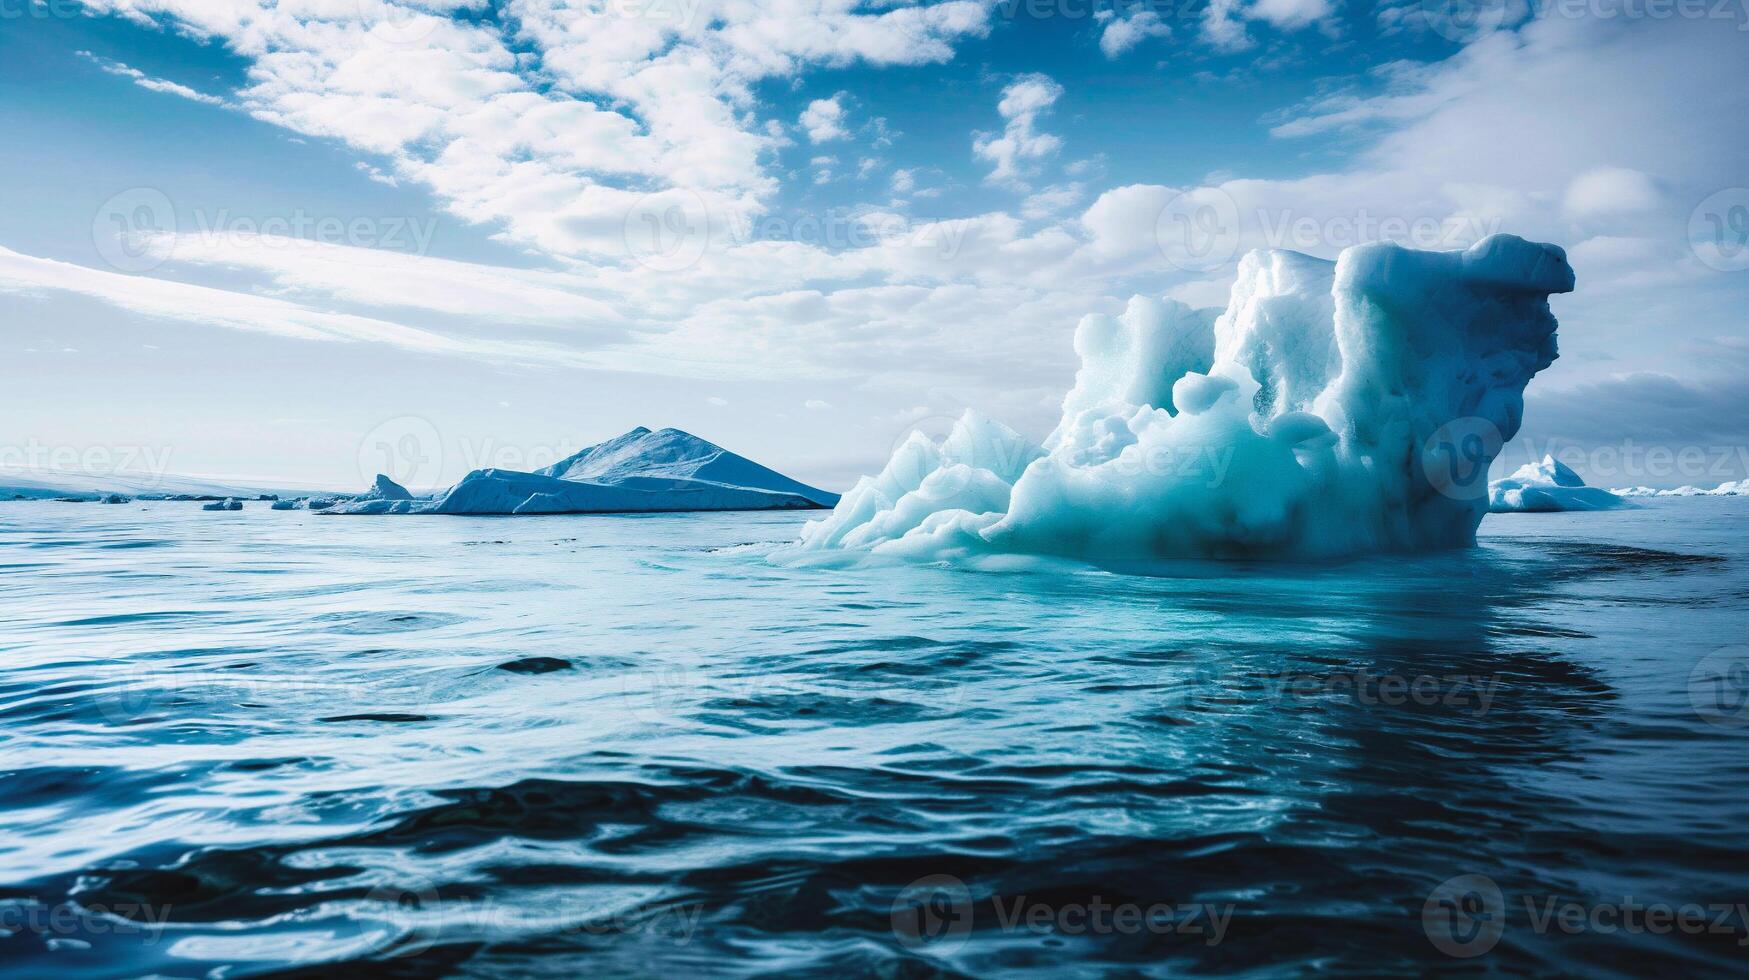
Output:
[1, 0, 1747, 492]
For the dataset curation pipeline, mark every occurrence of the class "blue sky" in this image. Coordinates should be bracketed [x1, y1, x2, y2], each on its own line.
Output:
[3, 0, 1747, 491]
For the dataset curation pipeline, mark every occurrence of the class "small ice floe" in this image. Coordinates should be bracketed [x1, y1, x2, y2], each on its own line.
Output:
[201, 498, 243, 511]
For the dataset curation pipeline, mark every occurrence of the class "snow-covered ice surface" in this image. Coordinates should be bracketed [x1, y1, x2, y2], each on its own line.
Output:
[798, 235, 1574, 562]
[328, 427, 837, 515]
[1489, 455, 1631, 513]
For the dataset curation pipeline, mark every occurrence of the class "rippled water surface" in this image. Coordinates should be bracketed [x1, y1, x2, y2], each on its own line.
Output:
[2, 500, 1747, 977]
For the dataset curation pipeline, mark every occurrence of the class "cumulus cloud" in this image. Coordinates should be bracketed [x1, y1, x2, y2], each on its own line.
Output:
[800, 94, 850, 142]
[973, 73, 1065, 189]
[1202, 0, 1335, 48]
[1096, 9, 1170, 57]
[74, 0, 991, 261]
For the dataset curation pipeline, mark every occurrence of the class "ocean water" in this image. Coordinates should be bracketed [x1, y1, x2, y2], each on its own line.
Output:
[1, 499, 1746, 977]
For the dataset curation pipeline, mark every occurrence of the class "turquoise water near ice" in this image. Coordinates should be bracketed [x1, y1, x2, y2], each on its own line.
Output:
[0, 499, 1746, 976]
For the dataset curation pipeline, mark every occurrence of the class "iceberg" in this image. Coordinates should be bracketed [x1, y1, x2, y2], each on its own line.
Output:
[201, 498, 243, 511]
[799, 235, 1575, 561]
[327, 427, 837, 516]
[1613, 480, 1749, 497]
[0, 469, 327, 502]
[1488, 455, 1630, 513]
[324, 474, 416, 515]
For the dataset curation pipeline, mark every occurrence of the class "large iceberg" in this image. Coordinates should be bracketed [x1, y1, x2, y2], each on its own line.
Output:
[799, 235, 1575, 561]
[328, 427, 837, 515]
[1488, 455, 1630, 513]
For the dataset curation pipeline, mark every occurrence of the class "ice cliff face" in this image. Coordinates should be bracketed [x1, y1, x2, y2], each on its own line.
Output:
[800, 235, 1575, 561]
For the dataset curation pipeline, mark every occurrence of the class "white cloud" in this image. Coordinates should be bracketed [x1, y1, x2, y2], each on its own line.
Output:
[1021, 183, 1085, 219]
[1201, 0, 1335, 50]
[1202, 0, 1253, 50]
[800, 94, 849, 142]
[1249, 0, 1334, 30]
[77, 50, 228, 106]
[974, 73, 1065, 189]
[1097, 9, 1170, 57]
[77, 0, 991, 262]
[1563, 167, 1661, 217]
[0, 244, 583, 364]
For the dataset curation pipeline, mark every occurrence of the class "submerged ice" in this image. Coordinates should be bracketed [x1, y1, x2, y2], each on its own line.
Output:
[801, 235, 1575, 561]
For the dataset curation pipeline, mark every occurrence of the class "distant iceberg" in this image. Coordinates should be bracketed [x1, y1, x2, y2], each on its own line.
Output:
[1488, 456, 1630, 513]
[327, 427, 836, 516]
[798, 235, 1575, 561]
[324, 474, 415, 515]
[0, 469, 324, 502]
[1613, 480, 1749, 497]
[201, 498, 243, 511]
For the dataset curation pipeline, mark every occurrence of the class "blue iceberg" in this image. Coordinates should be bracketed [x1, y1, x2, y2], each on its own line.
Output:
[328, 427, 836, 515]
